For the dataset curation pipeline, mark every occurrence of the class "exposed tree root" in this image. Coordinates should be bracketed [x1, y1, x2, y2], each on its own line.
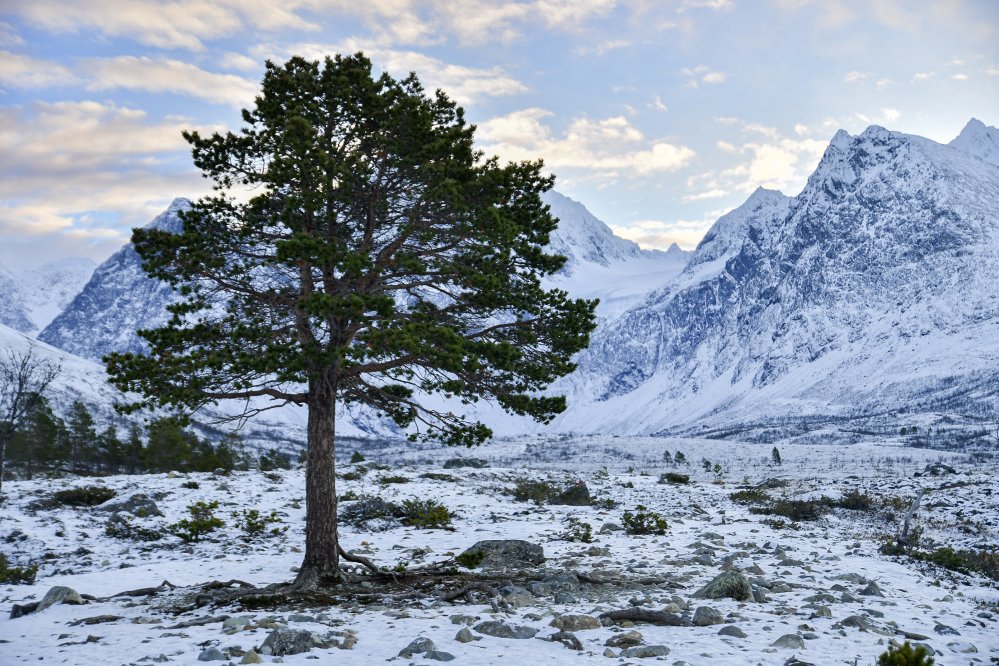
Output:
[338, 545, 380, 574]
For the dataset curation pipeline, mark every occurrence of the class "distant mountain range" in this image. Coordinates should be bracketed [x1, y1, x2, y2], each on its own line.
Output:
[0, 258, 95, 334]
[4, 118, 997, 447]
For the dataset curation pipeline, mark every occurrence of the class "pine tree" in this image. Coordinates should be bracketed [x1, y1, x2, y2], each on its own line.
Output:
[105, 53, 597, 588]
[6, 397, 63, 479]
[65, 401, 98, 474]
[771, 446, 782, 466]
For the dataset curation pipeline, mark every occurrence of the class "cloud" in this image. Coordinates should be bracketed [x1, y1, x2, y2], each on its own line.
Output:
[0, 50, 77, 87]
[987, 66, 999, 77]
[681, 0, 733, 10]
[265, 42, 527, 105]
[844, 70, 870, 84]
[0, 21, 23, 47]
[83, 56, 259, 107]
[477, 108, 695, 181]
[682, 65, 727, 88]
[880, 107, 901, 123]
[0, 100, 216, 265]
[651, 94, 668, 112]
[952, 73, 969, 81]
[610, 209, 730, 250]
[913, 71, 935, 81]
[575, 39, 633, 56]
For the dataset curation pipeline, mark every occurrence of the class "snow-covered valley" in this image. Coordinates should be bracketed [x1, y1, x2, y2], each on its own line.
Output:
[1, 437, 996, 664]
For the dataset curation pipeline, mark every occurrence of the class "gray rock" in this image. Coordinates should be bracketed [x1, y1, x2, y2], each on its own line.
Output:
[554, 592, 577, 604]
[223, 616, 253, 629]
[619, 645, 670, 658]
[550, 614, 601, 631]
[693, 571, 753, 601]
[443, 457, 488, 469]
[455, 628, 479, 643]
[718, 625, 747, 638]
[550, 631, 584, 650]
[37, 586, 85, 612]
[450, 614, 479, 626]
[473, 620, 538, 639]
[425, 650, 456, 661]
[551, 482, 591, 506]
[934, 623, 960, 635]
[808, 605, 832, 619]
[835, 615, 892, 636]
[260, 628, 325, 656]
[399, 637, 436, 657]
[772, 633, 805, 649]
[859, 581, 885, 597]
[197, 647, 226, 661]
[96, 493, 162, 517]
[605, 630, 643, 648]
[923, 462, 956, 476]
[459, 540, 544, 569]
[287, 613, 316, 623]
[240, 651, 264, 664]
[692, 606, 724, 626]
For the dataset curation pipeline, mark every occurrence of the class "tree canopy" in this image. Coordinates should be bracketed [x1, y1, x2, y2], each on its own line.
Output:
[105, 53, 597, 587]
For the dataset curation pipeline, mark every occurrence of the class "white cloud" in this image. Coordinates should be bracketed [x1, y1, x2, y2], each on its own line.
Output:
[0, 51, 77, 87]
[952, 73, 969, 81]
[702, 71, 727, 84]
[913, 71, 935, 81]
[987, 66, 999, 77]
[716, 140, 736, 152]
[83, 56, 259, 107]
[220, 52, 260, 72]
[0, 21, 23, 47]
[682, 65, 726, 88]
[681, 0, 733, 10]
[575, 39, 632, 56]
[844, 70, 870, 84]
[881, 107, 901, 123]
[477, 108, 695, 181]
[651, 94, 668, 112]
[610, 209, 729, 250]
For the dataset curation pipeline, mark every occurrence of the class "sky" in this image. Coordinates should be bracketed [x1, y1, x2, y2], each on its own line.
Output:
[0, 0, 997, 272]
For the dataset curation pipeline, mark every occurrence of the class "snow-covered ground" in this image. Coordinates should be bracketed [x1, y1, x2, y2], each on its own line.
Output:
[1, 436, 996, 664]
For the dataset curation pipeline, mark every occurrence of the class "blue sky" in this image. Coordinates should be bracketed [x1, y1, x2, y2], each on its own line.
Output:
[0, 0, 997, 271]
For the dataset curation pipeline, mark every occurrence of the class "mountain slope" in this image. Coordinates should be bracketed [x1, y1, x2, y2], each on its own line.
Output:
[949, 117, 999, 167]
[0, 267, 34, 333]
[38, 200, 189, 360]
[556, 122, 999, 435]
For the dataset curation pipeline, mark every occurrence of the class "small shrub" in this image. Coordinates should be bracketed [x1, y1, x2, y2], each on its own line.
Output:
[729, 489, 770, 505]
[562, 518, 593, 543]
[0, 553, 38, 584]
[53, 486, 116, 507]
[511, 479, 559, 504]
[750, 498, 830, 522]
[263, 472, 283, 483]
[342, 467, 366, 481]
[401, 499, 454, 529]
[761, 517, 797, 530]
[379, 474, 410, 485]
[181, 481, 200, 490]
[420, 472, 457, 482]
[836, 489, 873, 511]
[349, 451, 365, 464]
[339, 489, 361, 502]
[659, 472, 690, 485]
[590, 497, 619, 510]
[456, 549, 486, 568]
[258, 448, 292, 471]
[622, 505, 668, 535]
[442, 457, 488, 469]
[771, 447, 782, 466]
[894, 546, 999, 581]
[168, 501, 224, 543]
[876, 642, 935, 665]
[105, 517, 163, 542]
[233, 509, 286, 540]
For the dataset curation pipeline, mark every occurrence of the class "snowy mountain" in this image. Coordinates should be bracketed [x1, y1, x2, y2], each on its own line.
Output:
[40, 193, 687, 362]
[0, 258, 95, 334]
[949, 117, 999, 167]
[555, 121, 999, 436]
[38, 200, 190, 360]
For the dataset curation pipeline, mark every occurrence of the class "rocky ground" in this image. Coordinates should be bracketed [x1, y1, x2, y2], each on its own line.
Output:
[1, 436, 997, 665]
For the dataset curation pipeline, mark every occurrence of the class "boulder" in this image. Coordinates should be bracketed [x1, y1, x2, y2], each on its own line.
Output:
[718, 625, 747, 638]
[549, 631, 583, 650]
[259, 627, 330, 656]
[443, 457, 488, 469]
[399, 637, 436, 658]
[550, 614, 601, 631]
[551, 482, 591, 506]
[459, 540, 544, 569]
[37, 586, 84, 612]
[692, 606, 724, 626]
[96, 494, 163, 518]
[473, 620, 538, 639]
[620, 645, 670, 658]
[772, 634, 805, 649]
[693, 571, 753, 601]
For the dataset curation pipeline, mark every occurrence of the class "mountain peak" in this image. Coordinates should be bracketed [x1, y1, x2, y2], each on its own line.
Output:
[949, 117, 999, 167]
[145, 198, 191, 233]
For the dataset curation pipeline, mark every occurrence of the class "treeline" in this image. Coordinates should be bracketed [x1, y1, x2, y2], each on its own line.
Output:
[5, 399, 293, 478]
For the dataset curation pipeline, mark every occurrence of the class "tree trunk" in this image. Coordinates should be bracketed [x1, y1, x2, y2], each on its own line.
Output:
[293, 377, 340, 589]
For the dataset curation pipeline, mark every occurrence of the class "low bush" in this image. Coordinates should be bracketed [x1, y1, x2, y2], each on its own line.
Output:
[53, 486, 116, 507]
[887, 546, 999, 581]
[750, 498, 830, 522]
[349, 451, 365, 464]
[456, 549, 486, 568]
[341, 467, 366, 481]
[401, 499, 454, 529]
[0, 553, 38, 584]
[562, 518, 593, 543]
[168, 500, 224, 543]
[622, 505, 668, 535]
[233, 509, 286, 540]
[379, 474, 410, 485]
[181, 481, 200, 490]
[876, 642, 935, 665]
[729, 489, 770, 504]
[835, 489, 873, 511]
[511, 478, 559, 504]
[420, 472, 457, 482]
[659, 472, 690, 485]
[105, 516, 163, 542]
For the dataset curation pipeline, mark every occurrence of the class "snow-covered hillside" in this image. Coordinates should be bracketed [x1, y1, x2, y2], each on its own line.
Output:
[556, 120, 999, 436]
[0, 258, 95, 335]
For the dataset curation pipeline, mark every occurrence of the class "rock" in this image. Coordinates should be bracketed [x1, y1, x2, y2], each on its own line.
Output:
[782, 658, 815, 666]
[197, 647, 226, 661]
[923, 462, 956, 476]
[551, 482, 591, 506]
[808, 605, 832, 619]
[550, 614, 601, 631]
[287, 613, 316, 623]
[619, 645, 670, 658]
[455, 628, 479, 643]
[260, 628, 324, 656]
[693, 571, 753, 601]
[450, 614, 479, 626]
[835, 615, 892, 636]
[223, 616, 253, 630]
[96, 493, 162, 518]
[718, 625, 747, 638]
[550, 630, 584, 650]
[459, 540, 544, 569]
[605, 630, 643, 648]
[693, 606, 724, 626]
[399, 637, 436, 657]
[603, 648, 617, 658]
[554, 592, 577, 604]
[473, 620, 538, 639]
[36, 586, 85, 613]
[443, 457, 488, 469]
[599, 522, 622, 534]
[772, 634, 805, 649]
[934, 623, 960, 635]
[339, 634, 357, 650]
[425, 650, 456, 661]
[240, 651, 264, 664]
[859, 581, 885, 597]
